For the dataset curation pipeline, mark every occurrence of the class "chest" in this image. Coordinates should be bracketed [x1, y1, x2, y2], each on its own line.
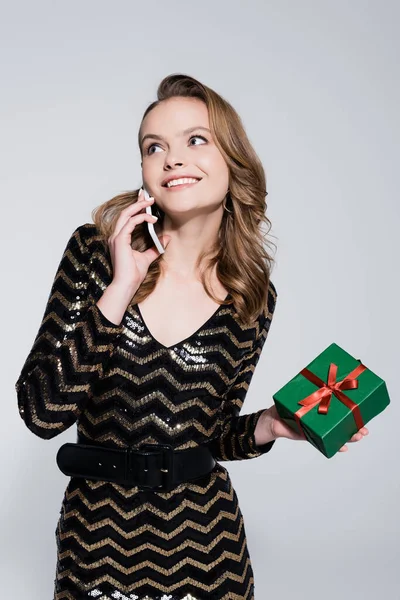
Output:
[136, 285, 230, 350]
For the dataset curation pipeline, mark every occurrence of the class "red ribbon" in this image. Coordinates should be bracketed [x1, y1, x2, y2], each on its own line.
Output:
[294, 361, 367, 440]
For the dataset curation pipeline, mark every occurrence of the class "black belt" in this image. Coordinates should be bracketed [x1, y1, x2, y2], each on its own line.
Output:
[56, 435, 216, 492]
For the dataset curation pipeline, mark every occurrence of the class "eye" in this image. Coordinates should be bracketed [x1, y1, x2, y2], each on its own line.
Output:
[188, 134, 208, 146]
[146, 143, 162, 155]
[145, 134, 208, 156]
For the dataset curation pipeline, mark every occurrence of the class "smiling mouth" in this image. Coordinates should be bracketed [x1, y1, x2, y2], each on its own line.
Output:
[162, 178, 202, 188]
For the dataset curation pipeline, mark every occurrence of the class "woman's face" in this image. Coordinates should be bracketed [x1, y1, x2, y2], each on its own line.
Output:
[140, 97, 230, 219]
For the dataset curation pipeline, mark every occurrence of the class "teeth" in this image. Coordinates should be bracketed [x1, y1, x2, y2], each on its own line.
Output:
[166, 177, 200, 188]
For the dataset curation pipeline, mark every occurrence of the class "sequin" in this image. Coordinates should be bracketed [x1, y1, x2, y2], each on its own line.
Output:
[88, 590, 200, 600]
[16, 223, 277, 600]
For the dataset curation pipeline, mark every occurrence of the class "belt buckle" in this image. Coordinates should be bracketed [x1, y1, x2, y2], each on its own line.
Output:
[134, 443, 174, 492]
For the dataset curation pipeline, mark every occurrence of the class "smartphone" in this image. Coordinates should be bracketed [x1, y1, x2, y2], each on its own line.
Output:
[141, 187, 165, 254]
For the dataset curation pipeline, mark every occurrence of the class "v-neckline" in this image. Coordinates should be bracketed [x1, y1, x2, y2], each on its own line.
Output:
[135, 293, 231, 351]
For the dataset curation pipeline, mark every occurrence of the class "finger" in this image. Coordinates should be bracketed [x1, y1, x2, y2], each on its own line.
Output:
[136, 188, 155, 206]
[339, 445, 348, 452]
[110, 212, 158, 244]
[355, 427, 369, 435]
[123, 212, 158, 233]
[112, 190, 155, 238]
[349, 433, 360, 442]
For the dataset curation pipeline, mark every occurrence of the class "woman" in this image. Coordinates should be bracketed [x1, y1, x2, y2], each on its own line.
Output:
[15, 73, 368, 600]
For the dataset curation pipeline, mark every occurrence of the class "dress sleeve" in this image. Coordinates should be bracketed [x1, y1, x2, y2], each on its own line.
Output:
[208, 282, 278, 461]
[15, 224, 123, 440]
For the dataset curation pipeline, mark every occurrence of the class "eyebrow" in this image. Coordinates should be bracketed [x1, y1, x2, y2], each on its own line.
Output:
[141, 126, 211, 147]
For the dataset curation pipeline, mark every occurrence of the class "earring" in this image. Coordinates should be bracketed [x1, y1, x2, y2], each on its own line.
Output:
[223, 190, 233, 214]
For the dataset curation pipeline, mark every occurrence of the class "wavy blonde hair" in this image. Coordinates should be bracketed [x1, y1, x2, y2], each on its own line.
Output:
[92, 73, 277, 327]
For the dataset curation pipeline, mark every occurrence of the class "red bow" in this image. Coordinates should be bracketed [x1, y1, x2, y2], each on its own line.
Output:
[294, 362, 366, 438]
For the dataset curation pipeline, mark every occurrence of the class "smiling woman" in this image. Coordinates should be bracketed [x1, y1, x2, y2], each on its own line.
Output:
[16, 73, 279, 600]
[93, 73, 275, 327]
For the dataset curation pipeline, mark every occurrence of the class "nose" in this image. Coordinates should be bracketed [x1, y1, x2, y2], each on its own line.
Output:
[163, 140, 188, 170]
[164, 147, 185, 169]
[165, 160, 184, 170]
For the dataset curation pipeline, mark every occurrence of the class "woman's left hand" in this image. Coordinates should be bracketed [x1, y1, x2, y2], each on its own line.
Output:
[267, 404, 369, 452]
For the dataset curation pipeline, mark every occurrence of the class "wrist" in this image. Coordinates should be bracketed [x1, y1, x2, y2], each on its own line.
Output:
[96, 281, 137, 326]
[110, 280, 139, 299]
[254, 408, 278, 446]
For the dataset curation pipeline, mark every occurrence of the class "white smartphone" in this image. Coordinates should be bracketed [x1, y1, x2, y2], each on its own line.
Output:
[141, 187, 165, 254]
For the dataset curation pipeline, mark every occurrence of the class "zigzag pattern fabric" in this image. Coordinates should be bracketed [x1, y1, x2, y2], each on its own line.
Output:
[15, 224, 278, 600]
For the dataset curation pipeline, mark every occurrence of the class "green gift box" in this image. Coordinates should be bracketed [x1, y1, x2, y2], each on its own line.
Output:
[272, 342, 390, 458]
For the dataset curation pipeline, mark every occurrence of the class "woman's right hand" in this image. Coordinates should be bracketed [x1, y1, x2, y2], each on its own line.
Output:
[107, 189, 170, 292]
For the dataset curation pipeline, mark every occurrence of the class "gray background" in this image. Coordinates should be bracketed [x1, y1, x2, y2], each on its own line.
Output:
[1, 0, 398, 598]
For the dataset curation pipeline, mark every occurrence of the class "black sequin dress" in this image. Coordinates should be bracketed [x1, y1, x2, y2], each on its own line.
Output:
[15, 224, 278, 600]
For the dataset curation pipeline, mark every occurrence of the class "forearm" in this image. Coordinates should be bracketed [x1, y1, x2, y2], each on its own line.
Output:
[209, 407, 278, 461]
[254, 407, 277, 447]
[15, 225, 125, 439]
[96, 281, 138, 326]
